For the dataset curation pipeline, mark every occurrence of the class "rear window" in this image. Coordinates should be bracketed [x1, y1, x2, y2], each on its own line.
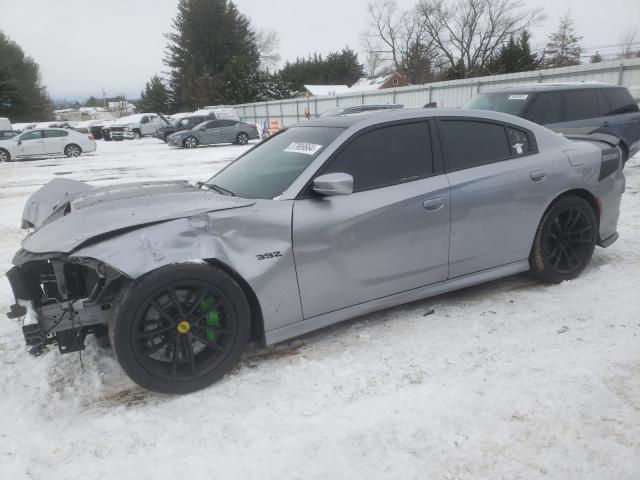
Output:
[602, 87, 640, 115]
[441, 120, 511, 171]
[464, 92, 530, 116]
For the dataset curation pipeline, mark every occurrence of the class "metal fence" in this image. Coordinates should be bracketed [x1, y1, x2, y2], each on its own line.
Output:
[235, 58, 640, 127]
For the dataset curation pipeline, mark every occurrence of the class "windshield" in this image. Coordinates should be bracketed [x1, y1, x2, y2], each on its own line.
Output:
[464, 92, 531, 116]
[320, 108, 347, 117]
[207, 127, 344, 199]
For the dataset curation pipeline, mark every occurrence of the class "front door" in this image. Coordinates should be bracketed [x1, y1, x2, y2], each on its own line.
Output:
[293, 121, 451, 319]
[438, 118, 557, 278]
[199, 120, 224, 145]
[16, 130, 45, 157]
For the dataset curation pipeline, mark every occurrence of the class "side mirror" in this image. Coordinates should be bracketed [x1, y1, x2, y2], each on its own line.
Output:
[312, 173, 354, 197]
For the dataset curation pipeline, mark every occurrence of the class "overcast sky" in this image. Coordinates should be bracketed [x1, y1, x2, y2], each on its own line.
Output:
[0, 0, 638, 100]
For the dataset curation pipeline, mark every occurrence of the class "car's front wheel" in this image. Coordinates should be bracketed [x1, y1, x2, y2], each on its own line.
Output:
[183, 136, 198, 148]
[64, 144, 82, 158]
[530, 195, 597, 284]
[111, 263, 250, 394]
[0, 148, 10, 162]
[235, 132, 249, 145]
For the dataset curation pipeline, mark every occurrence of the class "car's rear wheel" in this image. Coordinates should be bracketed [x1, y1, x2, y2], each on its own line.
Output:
[0, 148, 10, 162]
[111, 263, 250, 394]
[64, 144, 82, 158]
[183, 136, 198, 148]
[530, 195, 597, 284]
[235, 132, 249, 145]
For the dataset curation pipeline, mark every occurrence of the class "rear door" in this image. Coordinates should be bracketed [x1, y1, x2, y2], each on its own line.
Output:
[599, 87, 640, 157]
[439, 118, 557, 278]
[16, 130, 45, 157]
[293, 121, 451, 318]
[217, 120, 238, 142]
[43, 129, 69, 154]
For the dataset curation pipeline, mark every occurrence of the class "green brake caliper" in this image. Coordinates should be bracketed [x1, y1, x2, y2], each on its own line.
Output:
[199, 295, 221, 342]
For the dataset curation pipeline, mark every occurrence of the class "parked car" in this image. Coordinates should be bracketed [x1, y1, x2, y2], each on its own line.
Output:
[199, 105, 241, 121]
[167, 119, 259, 148]
[34, 121, 70, 129]
[5, 109, 625, 393]
[100, 120, 116, 141]
[320, 104, 403, 117]
[154, 114, 212, 142]
[108, 113, 168, 141]
[88, 120, 110, 140]
[0, 130, 19, 140]
[11, 123, 37, 133]
[464, 83, 640, 161]
[0, 128, 96, 162]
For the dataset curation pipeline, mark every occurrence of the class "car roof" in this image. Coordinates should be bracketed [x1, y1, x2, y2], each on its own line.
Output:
[480, 82, 623, 93]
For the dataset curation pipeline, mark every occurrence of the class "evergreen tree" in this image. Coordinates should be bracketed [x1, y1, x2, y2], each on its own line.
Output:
[279, 48, 364, 93]
[164, 0, 260, 110]
[487, 31, 541, 74]
[590, 51, 604, 63]
[137, 75, 170, 113]
[544, 14, 582, 68]
[84, 96, 99, 107]
[0, 31, 52, 122]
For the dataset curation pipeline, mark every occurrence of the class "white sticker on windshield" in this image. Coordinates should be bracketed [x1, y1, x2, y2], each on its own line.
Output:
[508, 94, 528, 100]
[284, 142, 323, 156]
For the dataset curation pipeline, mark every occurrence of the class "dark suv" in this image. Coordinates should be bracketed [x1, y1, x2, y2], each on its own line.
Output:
[464, 83, 640, 161]
[154, 114, 212, 142]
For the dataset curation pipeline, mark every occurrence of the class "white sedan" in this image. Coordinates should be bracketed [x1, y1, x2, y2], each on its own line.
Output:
[0, 128, 97, 162]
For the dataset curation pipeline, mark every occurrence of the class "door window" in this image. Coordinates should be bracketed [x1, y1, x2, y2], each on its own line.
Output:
[44, 130, 68, 138]
[20, 131, 42, 141]
[440, 120, 511, 171]
[507, 127, 531, 156]
[219, 120, 238, 127]
[526, 92, 563, 124]
[564, 90, 599, 121]
[322, 122, 432, 192]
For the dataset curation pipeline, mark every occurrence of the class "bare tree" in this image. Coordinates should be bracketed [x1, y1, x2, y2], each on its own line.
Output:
[620, 29, 638, 59]
[416, 0, 545, 78]
[256, 29, 281, 71]
[360, 31, 385, 77]
[363, 0, 439, 83]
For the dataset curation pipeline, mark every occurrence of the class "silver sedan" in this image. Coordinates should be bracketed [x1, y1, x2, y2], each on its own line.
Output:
[167, 119, 260, 148]
[6, 109, 625, 393]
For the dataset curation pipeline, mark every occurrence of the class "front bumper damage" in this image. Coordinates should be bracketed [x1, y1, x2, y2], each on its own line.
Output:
[5, 250, 127, 355]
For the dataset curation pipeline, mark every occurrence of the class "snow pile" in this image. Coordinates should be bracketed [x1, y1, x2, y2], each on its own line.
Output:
[0, 139, 639, 479]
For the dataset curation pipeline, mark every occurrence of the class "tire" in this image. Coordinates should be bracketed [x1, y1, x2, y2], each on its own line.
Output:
[111, 263, 250, 394]
[64, 144, 82, 158]
[183, 136, 198, 149]
[0, 148, 10, 162]
[235, 132, 249, 145]
[530, 195, 598, 284]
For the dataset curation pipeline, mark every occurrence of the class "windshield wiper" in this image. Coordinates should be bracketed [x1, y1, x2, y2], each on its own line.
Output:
[198, 182, 235, 196]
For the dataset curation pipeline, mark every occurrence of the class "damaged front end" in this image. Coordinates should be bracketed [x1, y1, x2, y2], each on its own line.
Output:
[6, 250, 128, 356]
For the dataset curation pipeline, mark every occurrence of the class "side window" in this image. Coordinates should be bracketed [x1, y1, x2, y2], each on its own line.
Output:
[507, 127, 531, 156]
[220, 120, 237, 127]
[602, 87, 640, 115]
[44, 130, 68, 138]
[564, 90, 599, 121]
[141, 116, 149, 124]
[526, 92, 563, 124]
[440, 120, 510, 171]
[323, 122, 432, 192]
[21, 131, 42, 141]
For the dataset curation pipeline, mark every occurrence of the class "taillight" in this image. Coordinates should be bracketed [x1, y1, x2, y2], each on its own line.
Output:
[88, 134, 94, 140]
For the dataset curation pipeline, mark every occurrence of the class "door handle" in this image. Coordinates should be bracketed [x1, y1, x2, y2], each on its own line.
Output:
[530, 170, 547, 182]
[601, 121, 609, 127]
[423, 197, 445, 211]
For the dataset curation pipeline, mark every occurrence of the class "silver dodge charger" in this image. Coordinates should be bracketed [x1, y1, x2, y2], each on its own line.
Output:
[5, 109, 625, 393]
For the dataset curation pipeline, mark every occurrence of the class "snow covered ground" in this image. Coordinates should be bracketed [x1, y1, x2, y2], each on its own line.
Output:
[0, 139, 639, 479]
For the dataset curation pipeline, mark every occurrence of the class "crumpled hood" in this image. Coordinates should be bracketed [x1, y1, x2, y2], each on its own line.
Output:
[21, 179, 255, 254]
